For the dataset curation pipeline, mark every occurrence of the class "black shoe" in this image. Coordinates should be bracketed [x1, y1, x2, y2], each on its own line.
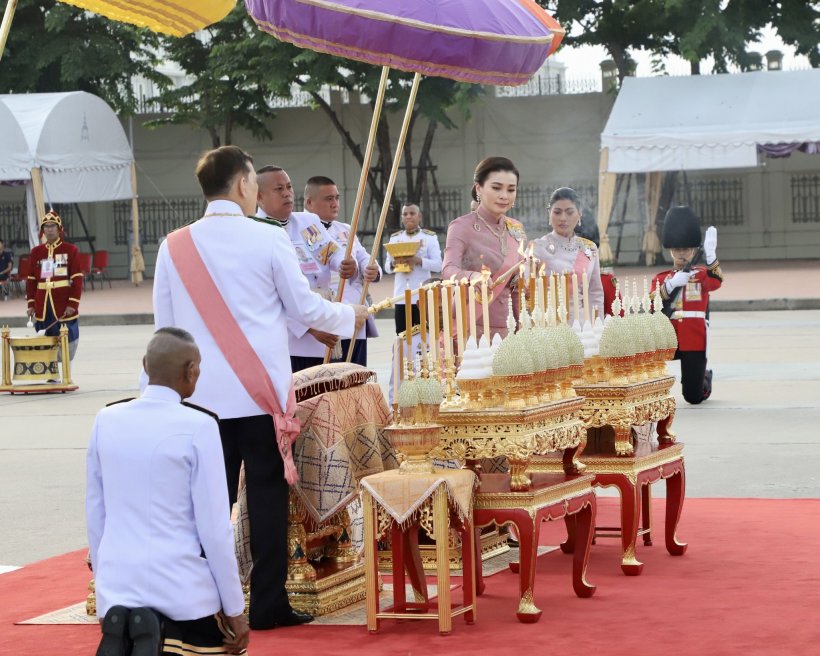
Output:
[129, 607, 163, 656]
[97, 606, 130, 656]
[702, 369, 713, 400]
[507, 536, 520, 548]
[251, 609, 314, 630]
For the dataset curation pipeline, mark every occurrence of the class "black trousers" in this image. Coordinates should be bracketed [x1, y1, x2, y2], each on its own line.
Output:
[219, 414, 290, 627]
[676, 349, 709, 405]
[394, 303, 421, 335]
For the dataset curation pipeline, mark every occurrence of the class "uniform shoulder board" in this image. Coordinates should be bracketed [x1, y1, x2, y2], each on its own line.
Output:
[181, 401, 220, 422]
[422, 228, 436, 236]
[577, 237, 597, 250]
[390, 230, 402, 238]
[105, 397, 135, 407]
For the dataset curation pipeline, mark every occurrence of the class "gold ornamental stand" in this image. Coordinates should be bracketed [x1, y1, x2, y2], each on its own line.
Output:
[0, 325, 78, 394]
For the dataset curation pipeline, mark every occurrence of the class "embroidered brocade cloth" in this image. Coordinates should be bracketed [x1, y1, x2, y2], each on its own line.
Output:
[360, 469, 478, 529]
[293, 382, 398, 524]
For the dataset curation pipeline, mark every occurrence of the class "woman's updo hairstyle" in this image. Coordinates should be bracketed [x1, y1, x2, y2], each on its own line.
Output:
[472, 156, 520, 201]
[548, 186, 581, 211]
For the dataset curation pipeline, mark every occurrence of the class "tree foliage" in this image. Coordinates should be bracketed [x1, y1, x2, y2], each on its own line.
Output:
[0, 0, 164, 115]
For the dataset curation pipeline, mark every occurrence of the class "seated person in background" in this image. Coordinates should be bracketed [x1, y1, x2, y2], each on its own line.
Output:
[87, 327, 249, 656]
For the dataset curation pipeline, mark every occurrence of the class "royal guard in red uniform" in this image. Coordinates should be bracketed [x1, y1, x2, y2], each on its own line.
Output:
[26, 211, 83, 360]
[652, 206, 722, 404]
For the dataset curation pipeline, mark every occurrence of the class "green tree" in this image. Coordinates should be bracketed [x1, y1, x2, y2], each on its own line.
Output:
[0, 0, 164, 115]
[147, 5, 285, 148]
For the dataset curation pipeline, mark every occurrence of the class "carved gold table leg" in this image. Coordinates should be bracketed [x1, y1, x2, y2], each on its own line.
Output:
[613, 423, 634, 457]
[657, 408, 677, 446]
[508, 458, 531, 491]
[562, 429, 588, 475]
[287, 490, 317, 582]
[327, 509, 359, 563]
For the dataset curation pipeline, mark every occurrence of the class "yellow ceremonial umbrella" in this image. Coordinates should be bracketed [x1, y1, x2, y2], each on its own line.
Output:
[0, 0, 235, 60]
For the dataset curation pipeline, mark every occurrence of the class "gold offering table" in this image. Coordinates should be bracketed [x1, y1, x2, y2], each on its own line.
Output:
[430, 396, 588, 492]
[362, 469, 477, 636]
[530, 440, 686, 576]
[572, 375, 677, 457]
[473, 472, 596, 623]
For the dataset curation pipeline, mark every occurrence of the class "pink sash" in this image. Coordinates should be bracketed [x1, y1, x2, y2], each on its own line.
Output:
[168, 227, 300, 484]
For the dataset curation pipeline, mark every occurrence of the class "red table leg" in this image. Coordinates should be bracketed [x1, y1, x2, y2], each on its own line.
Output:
[460, 521, 477, 625]
[665, 464, 688, 556]
[510, 513, 541, 623]
[641, 484, 653, 546]
[403, 527, 430, 606]
[473, 526, 486, 596]
[390, 524, 407, 612]
[560, 514, 576, 554]
[569, 497, 596, 598]
[599, 475, 643, 575]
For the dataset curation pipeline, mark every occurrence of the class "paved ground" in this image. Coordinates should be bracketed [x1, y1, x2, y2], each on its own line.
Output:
[1, 262, 819, 568]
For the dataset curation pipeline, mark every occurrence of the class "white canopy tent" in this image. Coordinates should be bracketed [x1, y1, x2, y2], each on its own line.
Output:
[0, 91, 144, 282]
[595, 69, 820, 262]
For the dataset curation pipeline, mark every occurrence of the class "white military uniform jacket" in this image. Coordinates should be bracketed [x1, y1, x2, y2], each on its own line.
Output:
[325, 220, 382, 340]
[153, 200, 355, 417]
[255, 210, 348, 358]
[384, 228, 442, 303]
[86, 385, 244, 621]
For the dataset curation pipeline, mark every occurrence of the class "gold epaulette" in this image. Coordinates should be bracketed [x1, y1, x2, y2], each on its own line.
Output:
[422, 228, 436, 235]
[397, 324, 422, 340]
[105, 397, 135, 407]
[182, 401, 220, 422]
[577, 237, 597, 250]
[390, 230, 402, 238]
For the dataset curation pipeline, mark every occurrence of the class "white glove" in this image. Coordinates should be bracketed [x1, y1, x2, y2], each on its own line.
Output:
[665, 270, 693, 294]
[703, 226, 717, 264]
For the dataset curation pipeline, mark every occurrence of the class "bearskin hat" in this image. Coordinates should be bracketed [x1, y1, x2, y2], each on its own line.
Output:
[662, 206, 701, 249]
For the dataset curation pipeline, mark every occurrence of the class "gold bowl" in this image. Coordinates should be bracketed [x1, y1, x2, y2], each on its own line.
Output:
[384, 241, 421, 273]
[384, 423, 442, 474]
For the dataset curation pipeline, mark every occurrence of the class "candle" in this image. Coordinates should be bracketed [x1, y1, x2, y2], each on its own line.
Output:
[481, 273, 491, 340]
[393, 337, 400, 408]
[582, 271, 590, 324]
[455, 280, 466, 360]
[572, 271, 579, 324]
[468, 281, 477, 339]
[539, 267, 547, 326]
[549, 273, 557, 325]
[562, 273, 570, 323]
[418, 284, 427, 344]
[517, 264, 525, 313]
[528, 263, 536, 313]
[427, 287, 437, 364]
[404, 286, 412, 351]
[432, 284, 441, 362]
[442, 282, 453, 360]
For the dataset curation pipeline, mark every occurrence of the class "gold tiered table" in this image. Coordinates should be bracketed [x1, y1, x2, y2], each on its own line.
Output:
[430, 397, 588, 491]
[530, 375, 685, 576]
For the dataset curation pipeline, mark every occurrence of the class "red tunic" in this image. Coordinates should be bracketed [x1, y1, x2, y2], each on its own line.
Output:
[651, 261, 723, 351]
[601, 272, 620, 317]
[26, 239, 83, 321]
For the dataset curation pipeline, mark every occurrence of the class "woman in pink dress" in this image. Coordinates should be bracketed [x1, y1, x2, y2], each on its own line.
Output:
[442, 157, 527, 339]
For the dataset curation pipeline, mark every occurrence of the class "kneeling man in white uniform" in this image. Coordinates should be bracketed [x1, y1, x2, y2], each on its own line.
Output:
[86, 328, 249, 656]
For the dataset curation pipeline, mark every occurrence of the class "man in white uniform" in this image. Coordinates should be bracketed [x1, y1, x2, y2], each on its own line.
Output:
[384, 203, 442, 334]
[87, 328, 249, 656]
[255, 165, 357, 372]
[152, 146, 368, 630]
[304, 175, 381, 367]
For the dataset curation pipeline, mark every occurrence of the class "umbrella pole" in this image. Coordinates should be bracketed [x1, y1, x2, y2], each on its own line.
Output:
[345, 72, 422, 363]
[0, 0, 19, 62]
[323, 65, 390, 363]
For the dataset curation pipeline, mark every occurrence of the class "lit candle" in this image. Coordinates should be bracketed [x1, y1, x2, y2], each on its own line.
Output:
[481, 271, 491, 340]
[427, 287, 437, 364]
[582, 271, 590, 324]
[518, 264, 525, 313]
[528, 263, 536, 313]
[442, 282, 453, 360]
[468, 281, 477, 339]
[456, 279, 467, 359]
[572, 271, 579, 324]
[538, 266, 547, 326]
[404, 286, 412, 353]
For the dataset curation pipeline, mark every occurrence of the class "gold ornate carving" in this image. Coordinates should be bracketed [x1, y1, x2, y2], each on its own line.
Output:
[516, 588, 541, 616]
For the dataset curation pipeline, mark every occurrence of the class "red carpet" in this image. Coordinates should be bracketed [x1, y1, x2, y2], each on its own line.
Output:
[3, 498, 820, 656]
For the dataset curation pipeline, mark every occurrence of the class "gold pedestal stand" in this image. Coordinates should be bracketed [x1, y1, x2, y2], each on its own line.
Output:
[0, 325, 77, 393]
[284, 491, 371, 616]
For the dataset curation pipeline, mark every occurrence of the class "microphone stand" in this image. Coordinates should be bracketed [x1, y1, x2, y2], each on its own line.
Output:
[661, 246, 703, 318]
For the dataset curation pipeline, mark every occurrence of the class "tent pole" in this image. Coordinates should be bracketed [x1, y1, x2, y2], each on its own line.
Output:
[614, 173, 632, 263]
[322, 65, 390, 364]
[130, 162, 144, 286]
[0, 0, 19, 62]
[30, 168, 46, 227]
[345, 72, 423, 364]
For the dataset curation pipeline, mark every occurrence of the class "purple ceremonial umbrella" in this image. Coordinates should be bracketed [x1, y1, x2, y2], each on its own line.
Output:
[244, 0, 565, 86]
